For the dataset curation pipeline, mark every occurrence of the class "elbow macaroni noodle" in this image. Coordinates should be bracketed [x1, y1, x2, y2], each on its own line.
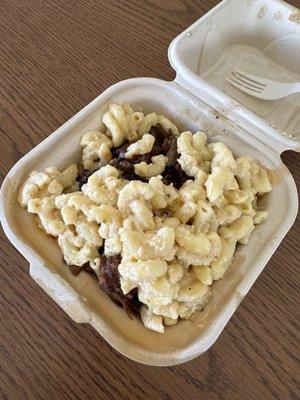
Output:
[19, 103, 272, 333]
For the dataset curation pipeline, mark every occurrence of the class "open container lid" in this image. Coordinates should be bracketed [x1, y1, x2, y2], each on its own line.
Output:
[0, 0, 299, 367]
[168, 0, 300, 155]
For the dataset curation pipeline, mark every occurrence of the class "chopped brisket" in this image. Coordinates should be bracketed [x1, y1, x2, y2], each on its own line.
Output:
[98, 254, 141, 316]
[111, 142, 131, 161]
[68, 262, 94, 276]
[67, 253, 140, 316]
[110, 158, 142, 181]
[76, 168, 93, 190]
[164, 136, 178, 165]
[112, 123, 192, 188]
[162, 162, 190, 189]
[149, 124, 172, 147]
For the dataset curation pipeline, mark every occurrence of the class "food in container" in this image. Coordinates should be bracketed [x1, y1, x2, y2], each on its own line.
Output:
[18, 102, 273, 333]
[1, 0, 298, 365]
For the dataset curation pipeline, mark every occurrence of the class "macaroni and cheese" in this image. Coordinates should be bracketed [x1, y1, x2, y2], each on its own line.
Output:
[19, 103, 272, 332]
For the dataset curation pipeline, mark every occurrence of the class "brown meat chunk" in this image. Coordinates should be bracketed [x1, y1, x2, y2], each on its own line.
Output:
[68, 262, 94, 276]
[164, 136, 178, 165]
[110, 124, 190, 188]
[110, 142, 144, 180]
[76, 168, 93, 190]
[110, 158, 143, 181]
[111, 140, 160, 165]
[131, 143, 161, 164]
[111, 142, 131, 161]
[67, 253, 140, 316]
[98, 254, 141, 316]
[162, 162, 190, 189]
[149, 124, 172, 148]
[121, 169, 142, 181]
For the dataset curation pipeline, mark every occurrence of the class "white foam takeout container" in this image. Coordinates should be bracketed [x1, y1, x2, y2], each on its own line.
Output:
[1, 0, 299, 366]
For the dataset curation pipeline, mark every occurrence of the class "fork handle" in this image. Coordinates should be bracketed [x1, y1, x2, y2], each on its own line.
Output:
[286, 82, 300, 95]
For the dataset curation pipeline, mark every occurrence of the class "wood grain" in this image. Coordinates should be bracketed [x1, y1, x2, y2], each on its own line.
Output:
[0, 1, 299, 399]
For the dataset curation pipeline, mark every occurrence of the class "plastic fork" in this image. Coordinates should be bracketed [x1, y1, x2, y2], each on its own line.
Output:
[226, 69, 300, 100]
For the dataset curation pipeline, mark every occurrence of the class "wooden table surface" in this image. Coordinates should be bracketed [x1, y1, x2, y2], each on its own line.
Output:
[1, 1, 299, 399]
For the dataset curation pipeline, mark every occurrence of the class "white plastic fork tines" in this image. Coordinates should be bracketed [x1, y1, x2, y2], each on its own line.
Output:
[227, 69, 300, 100]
